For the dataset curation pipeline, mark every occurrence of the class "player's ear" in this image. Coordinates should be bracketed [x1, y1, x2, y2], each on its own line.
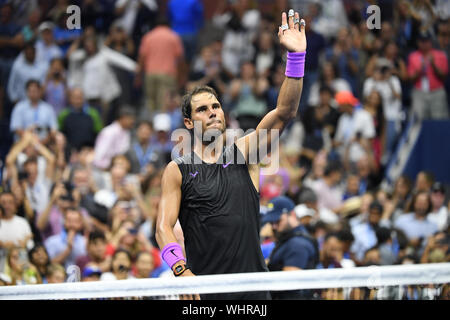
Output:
[184, 117, 194, 130]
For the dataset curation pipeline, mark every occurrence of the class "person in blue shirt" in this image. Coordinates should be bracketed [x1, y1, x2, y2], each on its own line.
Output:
[263, 196, 319, 299]
[167, 0, 204, 63]
[9, 79, 57, 142]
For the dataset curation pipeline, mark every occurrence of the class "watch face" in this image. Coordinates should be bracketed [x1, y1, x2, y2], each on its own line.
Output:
[176, 265, 183, 272]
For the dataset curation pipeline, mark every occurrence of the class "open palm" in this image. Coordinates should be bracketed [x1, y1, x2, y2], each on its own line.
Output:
[278, 11, 307, 53]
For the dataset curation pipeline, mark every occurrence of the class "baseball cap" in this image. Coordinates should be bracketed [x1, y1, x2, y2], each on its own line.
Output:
[431, 182, 445, 194]
[335, 91, 359, 107]
[38, 21, 55, 32]
[82, 266, 102, 278]
[418, 30, 432, 41]
[294, 204, 315, 219]
[153, 113, 171, 132]
[262, 196, 295, 224]
[260, 183, 282, 200]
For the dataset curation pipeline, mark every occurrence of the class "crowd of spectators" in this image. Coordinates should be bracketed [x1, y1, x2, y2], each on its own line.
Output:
[0, 0, 449, 299]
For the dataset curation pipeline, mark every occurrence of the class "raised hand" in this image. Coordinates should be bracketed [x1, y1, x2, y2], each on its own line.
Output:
[277, 9, 307, 53]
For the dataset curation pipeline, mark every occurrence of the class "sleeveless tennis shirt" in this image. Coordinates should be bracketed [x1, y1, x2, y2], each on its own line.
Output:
[174, 143, 268, 276]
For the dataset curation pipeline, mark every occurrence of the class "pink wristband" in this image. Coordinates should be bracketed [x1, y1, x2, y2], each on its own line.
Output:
[161, 242, 186, 269]
[285, 51, 306, 78]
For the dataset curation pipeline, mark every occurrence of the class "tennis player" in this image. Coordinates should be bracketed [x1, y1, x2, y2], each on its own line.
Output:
[156, 9, 307, 300]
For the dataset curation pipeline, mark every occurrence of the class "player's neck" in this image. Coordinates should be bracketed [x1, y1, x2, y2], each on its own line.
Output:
[193, 135, 225, 163]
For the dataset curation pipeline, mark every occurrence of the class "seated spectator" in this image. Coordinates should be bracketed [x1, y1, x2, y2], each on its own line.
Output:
[7, 42, 49, 104]
[394, 192, 438, 250]
[100, 248, 134, 281]
[0, 191, 34, 257]
[408, 31, 449, 120]
[342, 174, 362, 201]
[414, 170, 434, 193]
[307, 162, 343, 223]
[9, 79, 57, 142]
[28, 243, 50, 283]
[126, 120, 159, 175]
[93, 106, 135, 170]
[45, 207, 87, 268]
[58, 88, 103, 152]
[3, 246, 41, 285]
[150, 113, 175, 165]
[134, 251, 156, 279]
[46, 263, 66, 283]
[375, 227, 398, 265]
[427, 182, 448, 232]
[76, 230, 111, 273]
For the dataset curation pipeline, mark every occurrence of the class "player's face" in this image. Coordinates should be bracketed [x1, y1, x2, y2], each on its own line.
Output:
[185, 92, 226, 135]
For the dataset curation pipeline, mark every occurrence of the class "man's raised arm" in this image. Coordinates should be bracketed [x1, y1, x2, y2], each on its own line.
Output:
[237, 10, 307, 160]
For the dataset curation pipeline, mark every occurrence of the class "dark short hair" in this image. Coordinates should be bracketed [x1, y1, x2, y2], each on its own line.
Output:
[89, 230, 106, 243]
[25, 79, 41, 90]
[118, 106, 136, 118]
[181, 86, 220, 119]
[324, 161, 342, 176]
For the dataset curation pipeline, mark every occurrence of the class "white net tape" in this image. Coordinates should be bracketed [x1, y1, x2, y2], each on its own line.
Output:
[0, 263, 449, 300]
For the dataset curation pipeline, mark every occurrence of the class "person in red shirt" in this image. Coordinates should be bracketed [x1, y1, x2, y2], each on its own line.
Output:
[136, 17, 185, 112]
[408, 31, 449, 120]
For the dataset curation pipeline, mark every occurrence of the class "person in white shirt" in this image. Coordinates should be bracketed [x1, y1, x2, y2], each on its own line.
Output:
[35, 22, 63, 65]
[333, 91, 376, 164]
[428, 182, 449, 232]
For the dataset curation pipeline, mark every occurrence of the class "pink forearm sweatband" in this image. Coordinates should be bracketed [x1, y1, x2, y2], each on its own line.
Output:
[161, 242, 185, 269]
[285, 51, 306, 78]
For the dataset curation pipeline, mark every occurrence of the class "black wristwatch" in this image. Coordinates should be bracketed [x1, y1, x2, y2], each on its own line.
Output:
[173, 263, 189, 277]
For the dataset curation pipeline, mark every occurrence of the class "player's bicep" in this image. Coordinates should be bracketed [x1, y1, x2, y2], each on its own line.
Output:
[156, 161, 182, 245]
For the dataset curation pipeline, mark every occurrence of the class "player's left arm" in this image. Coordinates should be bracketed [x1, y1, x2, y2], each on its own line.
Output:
[236, 10, 307, 162]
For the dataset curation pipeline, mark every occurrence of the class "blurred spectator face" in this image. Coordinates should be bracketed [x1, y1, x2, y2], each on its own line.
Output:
[27, 82, 42, 102]
[0, 193, 17, 219]
[395, 176, 411, 198]
[384, 42, 398, 59]
[323, 236, 343, 262]
[258, 31, 272, 51]
[111, 164, 127, 182]
[414, 193, 430, 217]
[415, 172, 432, 192]
[41, 28, 54, 44]
[319, 88, 333, 106]
[368, 206, 382, 226]
[431, 189, 445, 210]
[72, 168, 90, 194]
[437, 22, 449, 45]
[120, 115, 135, 130]
[24, 160, 38, 182]
[272, 64, 285, 87]
[88, 238, 106, 261]
[336, 28, 349, 46]
[322, 62, 336, 81]
[136, 122, 152, 144]
[30, 246, 49, 268]
[270, 212, 294, 239]
[49, 58, 64, 76]
[24, 45, 36, 63]
[135, 252, 155, 278]
[111, 25, 126, 42]
[8, 248, 24, 273]
[357, 155, 371, 178]
[83, 37, 97, 56]
[346, 175, 360, 195]
[364, 248, 380, 266]
[201, 46, 214, 66]
[64, 209, 83, 233]
[380, 22, 393, 42]
[241, 62, 255, 80]
[120, 220, 137, 247]
[360, 193, 375, 214]
[112, 251, 131, 274]
[47, 268, 65, 283]
[418, 38, 432, 53]
[0, 4, 13, 23]
[367, 90, 381, 107]
[111, 155, 131, 172]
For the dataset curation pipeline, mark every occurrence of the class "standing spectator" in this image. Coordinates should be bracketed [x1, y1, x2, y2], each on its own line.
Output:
[333, 90, 376, 164]
[114, 0, 158, 36]
[35, 22, 63, 65]
[168, 0, 204, 64]
[93, 107, 135, 170]
[408, 31, 448, 120]
[43, 57, 67, 115]
[137, 18, 184, 112]
[58, 88, 103, 152]
[44, 208, 87, 268]
[9, 79, 57, 142]
[324, 27, 360, 95]
[7, 42, 49, 104]
[363, 62, 402, 161]
[427, 182, 448, 232]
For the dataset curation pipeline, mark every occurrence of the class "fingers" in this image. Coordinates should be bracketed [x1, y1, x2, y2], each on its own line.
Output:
[288, 9, 295, 29]
[281, 11, 287, 27]
[300, 18, 306, 33]
[294, 11, 300, 31]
